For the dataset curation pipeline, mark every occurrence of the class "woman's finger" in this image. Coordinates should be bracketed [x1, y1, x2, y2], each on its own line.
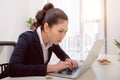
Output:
[70, 60, 78, 69]
[65, 62, 73, 70]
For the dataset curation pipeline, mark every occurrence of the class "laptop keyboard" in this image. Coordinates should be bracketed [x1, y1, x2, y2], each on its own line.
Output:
[66, 67, 79, 75]
[60, 65, 81, 75]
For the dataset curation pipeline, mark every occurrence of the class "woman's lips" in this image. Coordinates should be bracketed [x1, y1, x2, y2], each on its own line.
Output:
[57, 40, 62, 42]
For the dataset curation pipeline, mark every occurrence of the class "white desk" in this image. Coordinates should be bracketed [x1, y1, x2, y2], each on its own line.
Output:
[3, 54, 120, 80]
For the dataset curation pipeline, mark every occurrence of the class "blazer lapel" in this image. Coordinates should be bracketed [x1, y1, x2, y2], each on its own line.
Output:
[33, 30, 44, 63]
[47, 47, 53, 63]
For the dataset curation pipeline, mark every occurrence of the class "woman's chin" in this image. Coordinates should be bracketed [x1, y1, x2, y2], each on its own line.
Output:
[53, 42, 60, 45]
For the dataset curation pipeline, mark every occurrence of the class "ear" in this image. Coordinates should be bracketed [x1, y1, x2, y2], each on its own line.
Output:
[43, 23, 49, 32]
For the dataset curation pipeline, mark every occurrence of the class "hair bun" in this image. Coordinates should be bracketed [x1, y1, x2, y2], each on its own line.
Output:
[43, 3, 54, 11]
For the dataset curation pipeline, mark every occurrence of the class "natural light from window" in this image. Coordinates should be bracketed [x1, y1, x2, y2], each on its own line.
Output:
[48, 0, 104, 60]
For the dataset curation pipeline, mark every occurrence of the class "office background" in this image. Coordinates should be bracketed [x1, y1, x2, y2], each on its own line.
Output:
[0, 0, 120, 63]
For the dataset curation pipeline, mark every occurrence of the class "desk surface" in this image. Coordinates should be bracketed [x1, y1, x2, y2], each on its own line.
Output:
[3, 54, 120, 80]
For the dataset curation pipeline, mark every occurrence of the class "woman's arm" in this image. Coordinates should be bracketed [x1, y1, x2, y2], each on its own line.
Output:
[52, 45, 70, 61]
[52, 45, 78, 70]
[47, 61, 73, 73]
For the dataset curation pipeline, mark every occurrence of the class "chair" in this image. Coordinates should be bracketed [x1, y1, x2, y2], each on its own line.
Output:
[0, 41, 16, 79]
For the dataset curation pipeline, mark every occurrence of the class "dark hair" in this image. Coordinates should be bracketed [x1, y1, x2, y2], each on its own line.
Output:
[33, 3, 68, 30]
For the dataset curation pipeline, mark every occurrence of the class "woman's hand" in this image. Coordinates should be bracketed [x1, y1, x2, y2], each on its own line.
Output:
[47, 61, 73, 73]
[65, 58, 78, 69]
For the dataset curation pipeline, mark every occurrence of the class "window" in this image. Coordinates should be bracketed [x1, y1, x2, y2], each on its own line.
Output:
[82, 0, 105, 53]
[48, 0, 105, 59]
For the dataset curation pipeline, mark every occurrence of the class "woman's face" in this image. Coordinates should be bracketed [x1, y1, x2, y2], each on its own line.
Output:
[45, 20, 68, 45]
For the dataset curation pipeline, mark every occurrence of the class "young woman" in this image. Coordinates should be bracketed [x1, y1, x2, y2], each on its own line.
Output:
[8, 3, 78, 77]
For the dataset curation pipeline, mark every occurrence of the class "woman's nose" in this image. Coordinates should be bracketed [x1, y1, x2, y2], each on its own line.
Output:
[61, 33, 66, 39]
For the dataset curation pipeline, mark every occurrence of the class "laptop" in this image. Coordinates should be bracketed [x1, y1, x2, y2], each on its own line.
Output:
[48, 40, 105, 79]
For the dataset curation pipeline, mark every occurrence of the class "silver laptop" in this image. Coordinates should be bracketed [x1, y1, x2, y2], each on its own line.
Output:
[48, 40, 105, 79]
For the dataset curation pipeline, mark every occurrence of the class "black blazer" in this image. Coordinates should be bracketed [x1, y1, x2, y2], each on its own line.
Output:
[8, 30, 69, 77]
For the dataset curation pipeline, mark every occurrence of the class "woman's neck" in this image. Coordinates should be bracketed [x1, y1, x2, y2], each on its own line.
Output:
[41, 31, 49, 46]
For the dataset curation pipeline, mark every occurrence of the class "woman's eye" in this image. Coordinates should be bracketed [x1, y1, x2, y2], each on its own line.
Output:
[58, 31, 63, 33]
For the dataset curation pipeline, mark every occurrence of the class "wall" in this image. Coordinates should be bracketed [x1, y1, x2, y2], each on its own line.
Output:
[27, 0, 47, 18]
[0, 0, 28, 41]
[0, 0, 47, 41]
[107, 0, 120, 54]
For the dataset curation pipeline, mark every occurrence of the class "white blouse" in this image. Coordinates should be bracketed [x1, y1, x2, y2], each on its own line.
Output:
[37, 27, 52, 64]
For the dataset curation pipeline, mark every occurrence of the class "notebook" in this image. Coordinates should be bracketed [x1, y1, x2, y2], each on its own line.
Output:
[48, 40, 105, 79]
